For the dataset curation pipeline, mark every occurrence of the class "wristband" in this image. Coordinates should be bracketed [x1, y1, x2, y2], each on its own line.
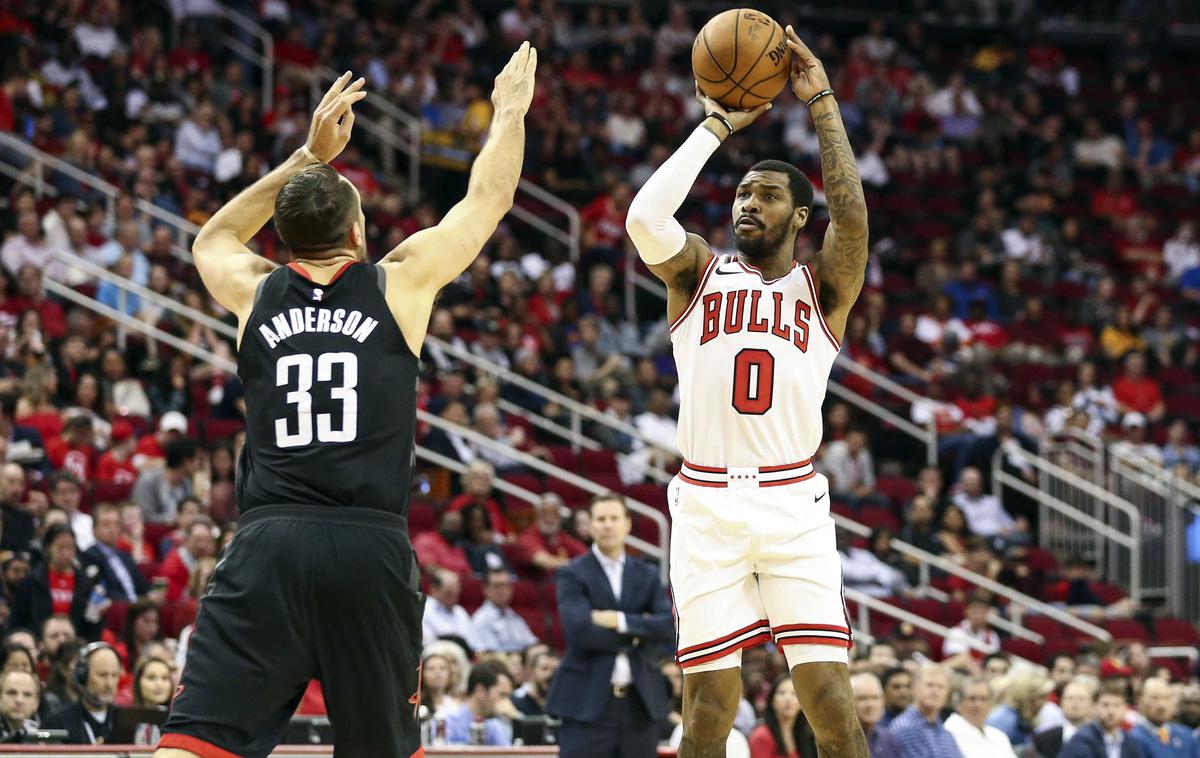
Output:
[297, 145, 324, 165]
[705, 112, 735, 138]
[806, 89, 835, 107]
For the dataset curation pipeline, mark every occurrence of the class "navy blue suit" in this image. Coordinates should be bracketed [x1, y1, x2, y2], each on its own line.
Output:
[81, 544, 150, 603]
[1060, 722, 1146, 758]
[546, 550, 674, 758]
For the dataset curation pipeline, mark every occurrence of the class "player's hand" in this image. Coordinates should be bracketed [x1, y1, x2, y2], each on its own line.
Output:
[695, 83, 772, 134]
[305, 71, 367, 163]
[491, 41, 537, 116]
[784, 25, 832, 103]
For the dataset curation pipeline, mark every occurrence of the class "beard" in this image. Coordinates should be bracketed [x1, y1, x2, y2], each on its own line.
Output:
[733, 223, 789, 260]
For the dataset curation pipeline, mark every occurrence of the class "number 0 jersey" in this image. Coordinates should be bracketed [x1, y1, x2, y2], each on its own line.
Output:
[235, 261, 418, 518]
[669, 254, 841, 468]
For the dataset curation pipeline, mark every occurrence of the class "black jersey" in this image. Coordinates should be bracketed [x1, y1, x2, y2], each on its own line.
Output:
[235, 261, 418, 518]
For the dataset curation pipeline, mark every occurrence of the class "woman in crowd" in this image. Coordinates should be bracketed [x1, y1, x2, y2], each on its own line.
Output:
[986, 670, 1054, 748]
[749, 676, 818, 758]
[938, 504, 970, 559]
[132, 655, 173, 707]
[0, 644, 35, 677]
[118, 599, 161, 671]
[420, 652, 460, 720]
[423, 640, 472, 698]
[458, 502, 510, 577]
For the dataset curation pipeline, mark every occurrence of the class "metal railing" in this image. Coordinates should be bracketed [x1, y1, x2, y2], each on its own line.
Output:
[218, 4, 274, 110]
[426, 335, 675, 485]
[995, 447, 1142, 606]
[834, 515, 1110, 643]
[43, 281, 236, 373]
[0, 132, 198, 261]
[512, 179, 581, 262]
[844, 588, 1037, 663]
[418, 410, 670, 584]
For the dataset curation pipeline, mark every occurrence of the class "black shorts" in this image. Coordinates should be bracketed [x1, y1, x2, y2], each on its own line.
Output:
[160, 505, 425, 758]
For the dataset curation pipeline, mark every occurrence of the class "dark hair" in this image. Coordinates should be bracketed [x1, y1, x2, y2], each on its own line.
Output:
[747, 160, 814, 212]
[48, 471, 81, 492]
[589, 492, 630, 518]
[763, 675, 818, 758]
[132, 655, 172, 707]
[274, 165, 358, 254]
[122, 600, 161, 666]
[881, 666, 910, 690]
[2, 642, 36, 674]
[467, 658, 512, 694]
[165, 438, 198, 469]
[43, 523, 76, 552]
[45, 638, 85, 703]
[1099, 680, 1129, 703]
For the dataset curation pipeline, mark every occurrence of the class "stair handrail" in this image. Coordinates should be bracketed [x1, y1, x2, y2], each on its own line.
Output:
[217, 3, 274, 110]
[0, 132, 198, 261]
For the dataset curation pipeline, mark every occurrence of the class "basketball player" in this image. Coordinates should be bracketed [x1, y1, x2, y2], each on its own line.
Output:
[154, 44, 537, 758]
[626, 27, 869, 758]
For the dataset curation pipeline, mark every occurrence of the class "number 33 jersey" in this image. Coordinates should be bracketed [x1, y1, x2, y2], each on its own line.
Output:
[669, 254, 841, 468]
[235, 261, 418, 517]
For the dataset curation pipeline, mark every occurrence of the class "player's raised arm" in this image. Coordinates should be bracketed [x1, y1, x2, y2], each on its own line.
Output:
[191, 72, 367, 323]
[785, 26, 869, 342]
[626, 89, 771, 325]
[380, 42, 536, 294]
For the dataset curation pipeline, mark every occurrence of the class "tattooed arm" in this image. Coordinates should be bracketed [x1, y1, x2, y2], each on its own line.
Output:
[785, 26, 869, 342]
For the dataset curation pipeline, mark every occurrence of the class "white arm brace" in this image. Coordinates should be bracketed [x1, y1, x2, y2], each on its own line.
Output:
[625, 126, 722, 265]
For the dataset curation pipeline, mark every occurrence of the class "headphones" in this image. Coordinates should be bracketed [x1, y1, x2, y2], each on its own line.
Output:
[73, 641, 115, 701]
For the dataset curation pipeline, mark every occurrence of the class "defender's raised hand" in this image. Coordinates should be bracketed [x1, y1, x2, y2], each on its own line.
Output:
[491, 41, 538, 116]
[306, 71, 367, 163]
[784, 25, 832, 103]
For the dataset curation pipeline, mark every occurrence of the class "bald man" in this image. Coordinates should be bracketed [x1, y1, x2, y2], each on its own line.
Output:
[1130, 677, 1200, 758]
[1034, 678, 1096, 758]
[852, 672, 902, 758]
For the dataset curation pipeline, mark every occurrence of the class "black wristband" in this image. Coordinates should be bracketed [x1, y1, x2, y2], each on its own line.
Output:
[806, 88, 835, 107]
[705, 112, 734, 138]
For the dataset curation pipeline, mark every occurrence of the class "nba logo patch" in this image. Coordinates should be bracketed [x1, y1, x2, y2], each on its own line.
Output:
[312, 288, 324, 302]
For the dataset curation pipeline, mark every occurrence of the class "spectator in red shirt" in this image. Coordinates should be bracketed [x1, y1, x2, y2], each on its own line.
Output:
[1111, 351, 1165, 422]
[133, 411, 188, 469]
[45, 415, 97, 484]
[448, 461, 511, 537]
[515, 494, 585, 577]
[414, 509, 473, 577]
[748, 675, 817, 758]
[13, 266, 66, 340]
[95, 421, 138, 489]
[157, 516, 216, 603]
[10, 524, 105, 640]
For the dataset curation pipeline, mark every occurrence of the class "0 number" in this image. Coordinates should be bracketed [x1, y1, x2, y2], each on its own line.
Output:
[732, 348, 774, 415]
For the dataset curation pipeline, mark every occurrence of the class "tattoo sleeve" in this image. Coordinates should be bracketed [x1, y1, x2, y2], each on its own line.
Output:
[812, 99, 869, 314]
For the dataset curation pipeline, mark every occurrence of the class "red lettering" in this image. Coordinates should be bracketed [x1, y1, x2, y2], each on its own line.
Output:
[723, 290, 747, 334]
[794, 300, 811, 352]
[770, 292, 792, 341]
[700, 293, 722, 345]
[747, 291, 768, 333]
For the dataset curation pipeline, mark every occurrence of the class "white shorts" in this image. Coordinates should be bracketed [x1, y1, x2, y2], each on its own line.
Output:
[668, 471, 851, 673]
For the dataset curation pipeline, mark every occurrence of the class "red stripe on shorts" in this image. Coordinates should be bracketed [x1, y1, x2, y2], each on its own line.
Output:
[677, 620, 771, 656]
[774, 636, 853, 649]
[772, 623, 852, 635]
[678, 631, 774, 669]
[158, 734, 242, 758]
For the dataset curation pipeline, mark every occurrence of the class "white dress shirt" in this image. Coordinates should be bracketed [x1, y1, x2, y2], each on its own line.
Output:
[1103, 727, 1124, 758]
[591, 545, 632, 686]
[423, 598, 476, 649]
[941, 620, 1000, 657]
[470, 600, 538, 653]
[944, 713, 1018, 758]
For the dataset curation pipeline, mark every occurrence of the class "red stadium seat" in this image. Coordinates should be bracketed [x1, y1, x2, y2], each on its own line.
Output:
[1041, 638, 1080, 658]
[547, 478, 591, 507]
[1024, 615, 1064, 640]
[579, 449, 618, 475]
[545, 446, 576, 471]
[521, 610, 548, 641]
[1165, 395, 1200, 418]
[459, 577, 484, 613]
[1154, 618, 1200, 646]
[875, 475, 917, 507]
[512, 580, 541, 610]
[901, 598, 947, 625]
[1104, 619, 1150, 643]
[408, 501, 436, 535]
[1091, 583, 1127, 605]
[1002, 638, 1042, 663]
[624, 483, 666, 510]
[1024, 548, 1058, 573]
[857, 507, 900, 532]
[500, 472, 543, 496]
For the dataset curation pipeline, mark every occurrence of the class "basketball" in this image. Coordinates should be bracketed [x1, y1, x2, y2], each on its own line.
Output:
[692, 8, 791, 111]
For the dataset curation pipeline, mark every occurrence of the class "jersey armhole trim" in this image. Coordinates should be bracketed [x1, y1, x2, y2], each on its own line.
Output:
[669, 253, 720, 334]
[801, 264, 841, 350]
[251, 272, 270, 309]
[375, 264, 387, 297]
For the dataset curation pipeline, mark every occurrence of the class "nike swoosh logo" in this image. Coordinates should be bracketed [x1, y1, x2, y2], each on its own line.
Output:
[815, 491, 828, 503]
[714, 269, 742, 276]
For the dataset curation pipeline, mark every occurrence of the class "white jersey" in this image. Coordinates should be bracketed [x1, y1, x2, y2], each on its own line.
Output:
[669, 253, 840, 468]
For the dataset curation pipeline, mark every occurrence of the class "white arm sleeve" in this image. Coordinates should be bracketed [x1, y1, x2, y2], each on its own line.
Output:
[625, 126, 722, 265]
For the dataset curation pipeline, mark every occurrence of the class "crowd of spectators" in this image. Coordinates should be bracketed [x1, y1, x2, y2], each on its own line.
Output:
[0, 0, 1199, 750]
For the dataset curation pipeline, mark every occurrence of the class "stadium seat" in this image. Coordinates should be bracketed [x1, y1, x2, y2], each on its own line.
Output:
[1104, 619, 1150, 643]
[1091, 583, 1127, 605]
[1041, 638, 1080, 658]
[874, 475, 917, 507]
[512, 580, 542, 610]
[1002, 638, 1042, 663]
[547, 478, 591, 507]
[1023, 547, 1059, 573]
[459, 577, 484, 613]
[1165, 395, 1200, 418]
[624, 483, 667, 510]
[500, 472, 543, 496]
[1154, 618, 1200, 646]
[901, 598, 947, 625]
[545, 445, 576, 471]
[1024, 615, 1064, 640]
[579, 449, 618, 475]
[408, 501, 436, 534]
[857, 507, 900, 532]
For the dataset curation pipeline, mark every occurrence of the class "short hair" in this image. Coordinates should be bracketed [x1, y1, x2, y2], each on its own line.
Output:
[93, 502, 119, 520]
[1098, 680, 1128, 703]
[954, 675, 992, 707]
[39, 614, 75, 640]
[747, 160, 814, 212]
[42, 523, 75, 550]
[983, 652, 1010, 669]
[274, 165, 358, 254]
[165, 438, 198, 469]
[48, 471, 81, 492]
[589, 492, 630, 518]
[0, 668, 39, 695]
[881, 667, 910, 688]
[467, 658, 512, 694]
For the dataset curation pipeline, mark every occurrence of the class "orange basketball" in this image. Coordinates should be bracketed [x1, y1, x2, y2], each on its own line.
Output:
[692, 8, 791, 111]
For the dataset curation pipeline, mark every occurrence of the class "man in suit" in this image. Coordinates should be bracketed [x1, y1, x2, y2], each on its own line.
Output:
[546, 493, 674, 758]
[1035, 678, 1096, 758]
[1061, 682, 1145, 758]
[43, 642, 121, 744]
[80, 502, 155, 604]
[1130, 677, 1200, 758]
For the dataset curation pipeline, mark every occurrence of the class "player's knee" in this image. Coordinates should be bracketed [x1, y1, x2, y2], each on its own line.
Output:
[682, 675, 740, 743]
